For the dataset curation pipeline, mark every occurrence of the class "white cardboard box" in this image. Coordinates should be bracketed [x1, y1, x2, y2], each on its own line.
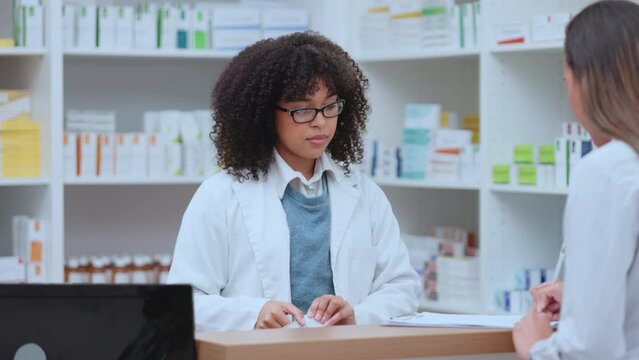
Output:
[97, 6, 117, 49]
[531, 15, 552, 43]
[134, 3, 158, 49]
[20, 4, 44, 49]
[63, 133, 77, 178]
[115, 6, 134, 49]
[26, 218, 46, 283]
[63, 4, 76, 48]
[78, 132, 97, 178]
[115, 133, 133, 177]
[0, 256, 25, 283]
[130, 133, 148, 177]
[77, 4, 97, 49]
[98, 133, 115, 177]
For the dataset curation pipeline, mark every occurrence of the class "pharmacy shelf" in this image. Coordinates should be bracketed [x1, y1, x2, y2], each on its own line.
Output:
[0, 48, 47, 57]
[489, 184, 569, 196]
[489, 41, 564, 54]
[355, 48, 480, 63]
[0, 178, 50, 186]
[64, 177, 205, 186]
[374, 178, 480, 191]
[64, 48, 236, 60]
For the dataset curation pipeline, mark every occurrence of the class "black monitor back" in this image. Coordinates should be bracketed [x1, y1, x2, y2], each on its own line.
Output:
[0, 284, 195, 360]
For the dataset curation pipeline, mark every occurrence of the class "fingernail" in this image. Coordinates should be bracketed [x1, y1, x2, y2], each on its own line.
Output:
[321, 316, 327, 323]
[315, 314, 321, 321]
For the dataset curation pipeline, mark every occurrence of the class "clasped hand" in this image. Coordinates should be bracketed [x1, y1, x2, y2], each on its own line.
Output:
[254, 295, 355, 329]
[513, 281, 564, 359]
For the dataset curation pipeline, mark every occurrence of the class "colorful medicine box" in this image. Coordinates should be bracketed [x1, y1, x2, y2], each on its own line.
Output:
[514, 144, 534, 164]
[538, 144, 555, 164]
[492, 164, 510, 184]
[517, 165, 537, 185]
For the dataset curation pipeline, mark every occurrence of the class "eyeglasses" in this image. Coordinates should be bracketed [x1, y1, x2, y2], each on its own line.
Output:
[276, 99, 345, 124]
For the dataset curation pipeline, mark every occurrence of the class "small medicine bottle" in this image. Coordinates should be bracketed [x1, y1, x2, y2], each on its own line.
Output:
[157, 254, 172, 284]
[131, 255, 149, 284]
[78, 256, 91, 283]
[101, 255, 114, 282]
[90, 257, 108, 284]
[65, 258, 83, 284]
[111, 256, 132, 284]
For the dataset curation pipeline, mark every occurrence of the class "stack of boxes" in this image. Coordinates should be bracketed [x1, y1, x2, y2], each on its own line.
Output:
[63, 2, 309, 51]
[362, 104, 480, 183]
[0, 216, 47, 283]
[492, 122, 592, 188]
[400, 104, 439, 180]
[13, 0, 45, 49]
[261, 9, 309, 43]
[462, 114, 479, 144]
[496, 267, 554, 314]
[0, 90, 41, 178]
[64, 109, 218, 180]
[403, 227, 479, 305]
[359, 0, 480, 53]
[359, 1, 391, 52]
[493, 12, 573, 46]
[211, 6, 261, 51]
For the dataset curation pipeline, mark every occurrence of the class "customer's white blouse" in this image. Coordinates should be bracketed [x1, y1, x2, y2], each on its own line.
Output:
[531, 140, 639, 359]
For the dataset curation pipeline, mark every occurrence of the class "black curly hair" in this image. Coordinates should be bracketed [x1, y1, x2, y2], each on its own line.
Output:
[211, 31, 370, 181]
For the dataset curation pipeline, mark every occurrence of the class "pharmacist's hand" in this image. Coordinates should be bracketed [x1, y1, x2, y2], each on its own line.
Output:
[254, 301, 305, 329]
[307, 295, 356, 326]
[531, 281, 564, 321]
[513, 307, 553, 360]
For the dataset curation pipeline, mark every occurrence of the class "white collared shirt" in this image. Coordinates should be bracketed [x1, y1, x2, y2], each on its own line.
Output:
[530, 140, 639, 359]
[271, 151, 337, 198]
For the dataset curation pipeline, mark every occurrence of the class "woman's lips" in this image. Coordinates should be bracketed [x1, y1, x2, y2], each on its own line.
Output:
[307, 135, 328, 145]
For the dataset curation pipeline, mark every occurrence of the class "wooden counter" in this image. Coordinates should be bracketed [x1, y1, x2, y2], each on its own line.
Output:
[196, 325, 514, 359]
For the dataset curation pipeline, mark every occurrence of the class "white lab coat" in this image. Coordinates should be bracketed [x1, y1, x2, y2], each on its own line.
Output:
[167, 154, 420, 331]
[530, 140, 639, 359]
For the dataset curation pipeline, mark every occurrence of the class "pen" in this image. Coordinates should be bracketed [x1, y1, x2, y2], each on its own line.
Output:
[552, 242, 566, 282]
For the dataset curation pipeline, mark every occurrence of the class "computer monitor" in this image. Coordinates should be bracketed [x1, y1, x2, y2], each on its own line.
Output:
[0, 284, 195, 360]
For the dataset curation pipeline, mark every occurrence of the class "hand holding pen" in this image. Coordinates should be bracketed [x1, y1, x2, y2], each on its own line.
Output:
[531, 281, 564, 321]
[530, 242, 566, 321]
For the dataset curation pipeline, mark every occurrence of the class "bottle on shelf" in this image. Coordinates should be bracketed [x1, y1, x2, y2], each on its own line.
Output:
[100, 255, 113, 282]
[90, 257, 108, 284]
[64, 258, 84, 284]
[78, 256, 91, 282]
[131, 254, 149, 284]
[111, 255, 132, 284]
[155, 254, 172, 284]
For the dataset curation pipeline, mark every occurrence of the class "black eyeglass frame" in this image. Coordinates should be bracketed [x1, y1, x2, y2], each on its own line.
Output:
[275, 99, 345, 124]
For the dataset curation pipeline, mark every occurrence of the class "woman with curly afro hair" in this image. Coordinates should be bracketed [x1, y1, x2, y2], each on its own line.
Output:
[168, 31, 420, 332]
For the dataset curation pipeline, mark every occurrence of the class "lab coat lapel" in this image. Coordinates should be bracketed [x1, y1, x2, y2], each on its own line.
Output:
[232, 178, 291, 301]
[329, 174, 359, 268]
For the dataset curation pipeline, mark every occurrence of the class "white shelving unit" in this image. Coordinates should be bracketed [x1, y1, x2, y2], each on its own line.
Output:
[488, 42, 564, 54]
[489, 184, 568, 196]
[64, 48, 236, 60]
[0, 178, 51, 186]
[64, 177, 205, 186]
[0, 0, 63, 279]
[0, 48, 47, 56]
[1, 0, 599, 315]
[375, 178, 480, 191]
[354, 49, 480, 63]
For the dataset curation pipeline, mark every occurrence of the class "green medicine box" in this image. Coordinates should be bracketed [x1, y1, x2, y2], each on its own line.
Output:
[518, 165, 537, 185]
[492, 165, 511, 184]
[538, 144, 555, 164]
[514, 144, 534, 164]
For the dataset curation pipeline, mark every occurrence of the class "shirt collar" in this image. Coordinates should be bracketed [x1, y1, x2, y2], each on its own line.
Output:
[271, 150, 343, 199]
